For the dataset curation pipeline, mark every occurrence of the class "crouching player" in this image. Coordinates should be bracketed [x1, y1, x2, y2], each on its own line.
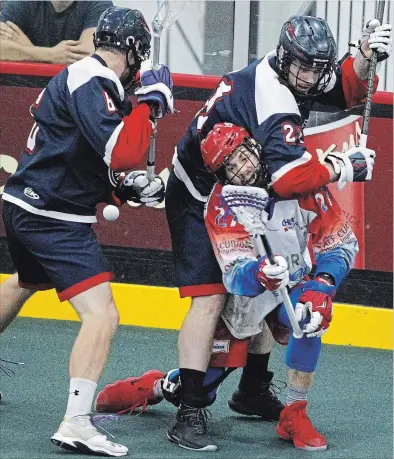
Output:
[96, 123, 361, 451]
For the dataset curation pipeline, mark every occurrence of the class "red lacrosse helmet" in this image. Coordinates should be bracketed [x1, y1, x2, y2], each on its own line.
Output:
[201, 123, 249, 172]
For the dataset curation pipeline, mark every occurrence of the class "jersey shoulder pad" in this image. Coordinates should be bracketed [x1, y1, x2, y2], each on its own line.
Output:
[254, 50, 300, 125]
[67, 56, 124, 101]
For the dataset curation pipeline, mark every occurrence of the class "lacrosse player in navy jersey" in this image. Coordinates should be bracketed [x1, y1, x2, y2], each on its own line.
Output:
[0, 6, 174, 456]
[95, 122, 361, 451]
[162, 15, 391, 450]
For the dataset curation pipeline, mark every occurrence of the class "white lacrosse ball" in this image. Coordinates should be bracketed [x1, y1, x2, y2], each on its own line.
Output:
[103, 205, 119, 222]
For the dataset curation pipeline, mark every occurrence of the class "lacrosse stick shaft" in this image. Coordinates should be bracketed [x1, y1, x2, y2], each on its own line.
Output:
[146, 34, 162, 181]
[261, 234, 275, 265]
[146, 135, 157, 181]
[251, 235, 303, 339]
[152, 34, 161, 70]
[360, 0, 386, 148]
[147, 1, 187, 181]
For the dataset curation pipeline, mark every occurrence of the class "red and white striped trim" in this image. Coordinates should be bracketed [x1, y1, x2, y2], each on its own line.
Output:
[103, 121, 124, 167]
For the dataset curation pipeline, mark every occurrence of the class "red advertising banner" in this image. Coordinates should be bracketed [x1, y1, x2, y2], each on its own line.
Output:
[0, 63, 392, 271]
[304, 115, 365, 268]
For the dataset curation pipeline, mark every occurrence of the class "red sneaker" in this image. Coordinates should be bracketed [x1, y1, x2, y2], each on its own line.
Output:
[94, 369, 165, 414]
[276, 401, 327, 451]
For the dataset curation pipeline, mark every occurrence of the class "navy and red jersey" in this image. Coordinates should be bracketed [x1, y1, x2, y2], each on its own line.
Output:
[3, 54, 153, 223]
[174, 51, 377, 201]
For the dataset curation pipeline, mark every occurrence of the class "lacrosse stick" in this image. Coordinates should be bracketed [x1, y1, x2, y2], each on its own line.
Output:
[359, 0, 386, 148]
[146, 0, 188, 180]
[222, 185, 304, 339]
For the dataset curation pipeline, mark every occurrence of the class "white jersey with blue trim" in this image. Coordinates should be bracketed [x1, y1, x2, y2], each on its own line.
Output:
[3, 55, 152, 223]
[205, 183, 359, 338]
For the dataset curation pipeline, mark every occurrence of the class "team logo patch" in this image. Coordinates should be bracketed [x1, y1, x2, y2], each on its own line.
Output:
[108, 169, 125, 187]
[282, 217, 296, 231]
[24, 187, 39, 199]
[212, 340, 230, 353]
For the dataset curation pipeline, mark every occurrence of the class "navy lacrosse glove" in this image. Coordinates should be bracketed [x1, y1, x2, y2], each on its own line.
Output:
[114, 170, 165, 207]
[135, 64, 174, 119]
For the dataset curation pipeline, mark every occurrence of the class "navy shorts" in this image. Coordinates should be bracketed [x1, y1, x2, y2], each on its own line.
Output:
[165, 170, 226, 298]
[2, 201, 113, 302]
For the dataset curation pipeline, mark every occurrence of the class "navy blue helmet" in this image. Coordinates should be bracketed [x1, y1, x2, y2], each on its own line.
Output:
[277, 16, 337, 98]
[94, 7, 151, 89]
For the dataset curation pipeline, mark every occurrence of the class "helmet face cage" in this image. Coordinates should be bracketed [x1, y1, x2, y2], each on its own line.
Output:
[277, 16, 337, 98]
[279, 50, 335, 98]
[215, 138, 265, 187]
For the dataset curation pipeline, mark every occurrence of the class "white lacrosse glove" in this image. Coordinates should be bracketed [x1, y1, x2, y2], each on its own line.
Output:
[326, 146, 376, 191]
[257, 255, 289, 291]
[161, 369, 181, 406]
[114, 170, 165, 207]
[360, 19, 392, 62]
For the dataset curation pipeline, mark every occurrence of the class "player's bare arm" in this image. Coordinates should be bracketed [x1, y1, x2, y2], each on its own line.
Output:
[353, 19, 392, 80]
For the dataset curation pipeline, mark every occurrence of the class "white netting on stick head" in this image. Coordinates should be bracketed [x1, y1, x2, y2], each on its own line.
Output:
[222, 185, 270, 235]
[153, 1, 188, 32]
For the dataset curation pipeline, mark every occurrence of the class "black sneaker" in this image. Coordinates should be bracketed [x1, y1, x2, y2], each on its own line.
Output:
[228, 373, 285, 421]
[167, 404, 218, 451]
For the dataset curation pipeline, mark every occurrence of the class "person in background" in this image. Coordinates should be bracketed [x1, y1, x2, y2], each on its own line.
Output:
[0, 0, 113, 64]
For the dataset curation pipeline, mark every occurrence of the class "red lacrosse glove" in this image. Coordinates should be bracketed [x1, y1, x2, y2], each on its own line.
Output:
[256, 255, 289, 291]
[294, 278, 335, 338]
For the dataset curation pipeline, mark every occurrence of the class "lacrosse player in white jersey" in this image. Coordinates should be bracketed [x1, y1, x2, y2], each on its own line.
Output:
[96, 122, 365, 451]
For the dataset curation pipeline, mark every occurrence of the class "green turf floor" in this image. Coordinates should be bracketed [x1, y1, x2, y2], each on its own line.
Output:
[1, 317, 392, 459]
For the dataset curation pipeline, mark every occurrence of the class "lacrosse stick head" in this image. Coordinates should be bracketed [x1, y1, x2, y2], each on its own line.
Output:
[201, 123, 267, 187]
[152, 1, 188, 35]
[221, 185, 270, 235]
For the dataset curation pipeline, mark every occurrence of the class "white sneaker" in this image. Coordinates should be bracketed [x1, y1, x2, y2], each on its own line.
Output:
[51, 415, 128, 457]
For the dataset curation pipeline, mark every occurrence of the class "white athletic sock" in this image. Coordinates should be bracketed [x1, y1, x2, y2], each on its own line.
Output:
[286, 384, 308, 406]
[65, 377, 98, 419]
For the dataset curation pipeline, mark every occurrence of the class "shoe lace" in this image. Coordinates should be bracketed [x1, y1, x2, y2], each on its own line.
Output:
[182, 406, 211, 435]
[116, 398, 149, 415]
[0, 358, 24, 377]
[267, 379, 287, 403]
[90, 414, 122, 442]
